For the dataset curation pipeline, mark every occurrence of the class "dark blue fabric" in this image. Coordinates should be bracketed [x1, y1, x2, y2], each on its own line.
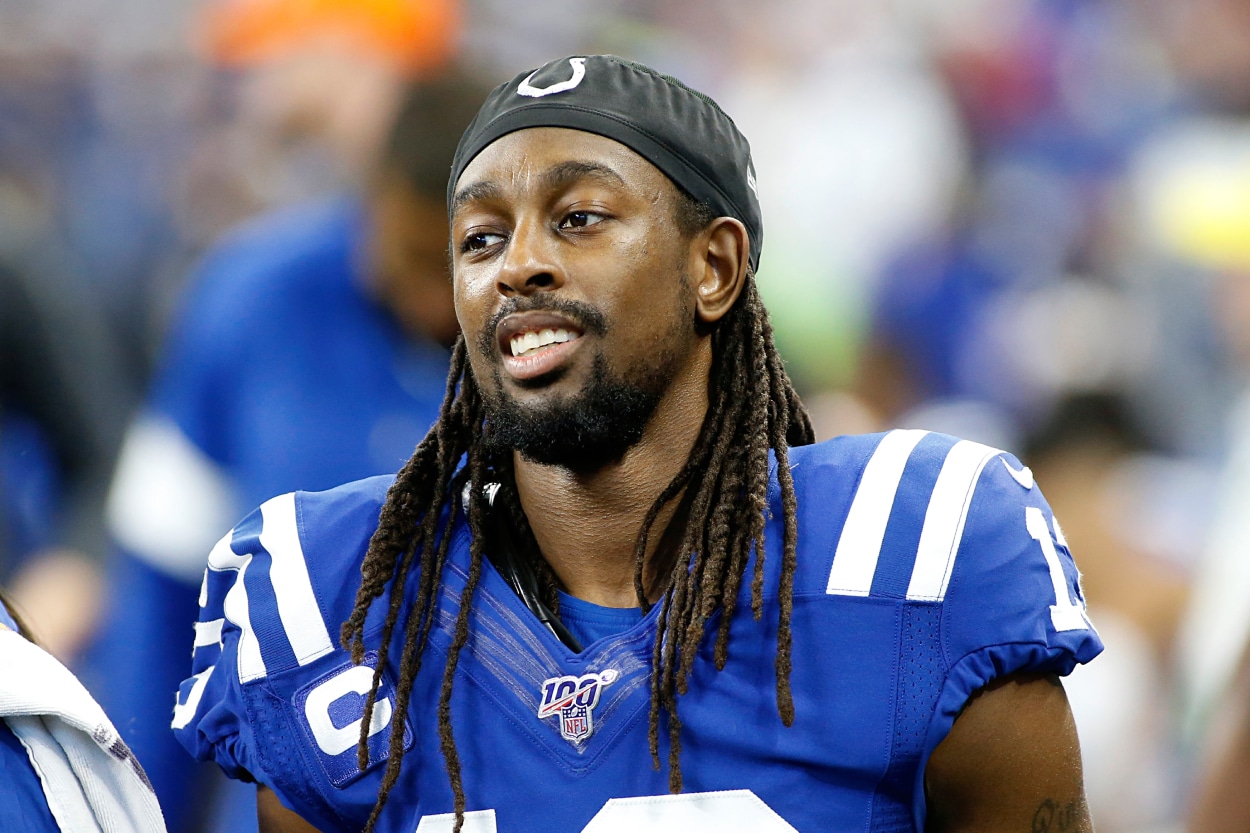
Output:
[0, 600, 66, 829]
[555, 591, 643, 648]
[871, 432, 955, 598]
[0, 717, 61, 832]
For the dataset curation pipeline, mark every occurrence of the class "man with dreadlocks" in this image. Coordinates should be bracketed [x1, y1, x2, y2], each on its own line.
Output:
[174, 55, 1102, 833]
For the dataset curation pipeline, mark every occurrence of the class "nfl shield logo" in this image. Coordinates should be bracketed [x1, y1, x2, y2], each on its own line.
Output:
[538, 669, 618, 744]
[562, 707, 589, 741]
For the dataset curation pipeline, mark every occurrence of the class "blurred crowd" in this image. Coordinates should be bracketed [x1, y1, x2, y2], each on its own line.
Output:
[3, 0, 1250, 831]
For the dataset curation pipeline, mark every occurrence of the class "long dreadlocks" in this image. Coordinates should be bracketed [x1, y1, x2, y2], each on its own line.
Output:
[341, 192, 815, 832]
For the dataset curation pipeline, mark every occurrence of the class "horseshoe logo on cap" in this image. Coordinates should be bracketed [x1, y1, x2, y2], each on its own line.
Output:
[517, 57, 587, 98]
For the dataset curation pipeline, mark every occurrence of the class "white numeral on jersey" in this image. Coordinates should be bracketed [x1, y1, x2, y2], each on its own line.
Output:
[1025, 507, 1091, 632]
[416, 790, 794, 833]
[305, 666, 392, 757]
[583, 790, 796, 832]
[416, 810, 498, 832]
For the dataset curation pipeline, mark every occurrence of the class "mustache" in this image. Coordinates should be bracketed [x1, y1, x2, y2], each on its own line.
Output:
[480, 295, 609, 356]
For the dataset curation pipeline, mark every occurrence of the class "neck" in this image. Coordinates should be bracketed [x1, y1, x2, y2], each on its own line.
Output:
[513, 353, 710, 608]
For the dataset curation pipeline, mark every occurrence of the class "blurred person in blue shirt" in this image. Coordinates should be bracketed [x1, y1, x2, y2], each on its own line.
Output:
[87, 69, 487, 833]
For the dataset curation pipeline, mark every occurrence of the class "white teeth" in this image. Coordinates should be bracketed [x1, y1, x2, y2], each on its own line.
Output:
[509, 327, 578, 356]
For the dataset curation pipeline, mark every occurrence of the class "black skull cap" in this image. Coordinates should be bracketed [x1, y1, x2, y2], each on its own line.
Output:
[448, 55, 763, 272]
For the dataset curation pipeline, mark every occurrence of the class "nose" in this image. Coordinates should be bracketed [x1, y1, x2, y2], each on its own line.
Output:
[496, 217, 563, 297]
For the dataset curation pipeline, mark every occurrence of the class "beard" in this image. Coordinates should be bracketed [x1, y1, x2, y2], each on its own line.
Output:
[477, 299, 687, 471]
[483, 350, 681, 470]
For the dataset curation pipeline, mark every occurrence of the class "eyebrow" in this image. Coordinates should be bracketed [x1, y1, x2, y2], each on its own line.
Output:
[540, 160, 626, 192]
[451, 180, 504, 214]
[451, 160, 627, 215]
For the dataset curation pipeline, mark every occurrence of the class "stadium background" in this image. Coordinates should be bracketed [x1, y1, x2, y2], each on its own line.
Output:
[3, 0, 1250, 831]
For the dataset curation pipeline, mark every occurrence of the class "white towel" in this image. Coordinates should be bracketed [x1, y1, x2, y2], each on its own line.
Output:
[0, 628, 167, 833]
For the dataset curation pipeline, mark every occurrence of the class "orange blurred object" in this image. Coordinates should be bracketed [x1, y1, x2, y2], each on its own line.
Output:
[199, 0, 460, 76]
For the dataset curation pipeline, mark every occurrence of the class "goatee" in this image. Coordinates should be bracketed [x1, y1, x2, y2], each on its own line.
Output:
[483, 352, 673, 470]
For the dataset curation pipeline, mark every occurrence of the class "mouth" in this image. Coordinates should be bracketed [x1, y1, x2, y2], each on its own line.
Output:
[507, 327, 578, 357]
[496, 311, 587, 382]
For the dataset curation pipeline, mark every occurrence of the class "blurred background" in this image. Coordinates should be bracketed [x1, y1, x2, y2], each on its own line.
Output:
[2, 0, 1250, 830]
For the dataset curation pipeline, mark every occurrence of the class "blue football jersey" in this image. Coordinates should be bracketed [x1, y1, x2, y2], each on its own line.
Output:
[174, 430, 1102, 832]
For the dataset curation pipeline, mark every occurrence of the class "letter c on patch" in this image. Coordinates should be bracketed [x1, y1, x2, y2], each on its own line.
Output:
[305, 665, 392, 757]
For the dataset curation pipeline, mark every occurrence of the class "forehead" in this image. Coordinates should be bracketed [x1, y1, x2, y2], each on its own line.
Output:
[451, 127, 674, 210]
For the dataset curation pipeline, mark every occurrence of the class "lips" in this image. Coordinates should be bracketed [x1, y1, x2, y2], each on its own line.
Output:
[496, 310, 586, 382]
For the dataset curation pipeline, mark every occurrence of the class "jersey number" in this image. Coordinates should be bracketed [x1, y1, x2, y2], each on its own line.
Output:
[1025, 507, 1091, 633]
[414, 789, 797, 832]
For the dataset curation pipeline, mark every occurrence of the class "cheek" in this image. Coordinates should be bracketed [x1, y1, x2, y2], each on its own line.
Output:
[619, 254, 695, 325]
[453, 269, 492, 339]
[612, 286, 695, 359]
[605, 242, 681, 308]
[465, 348, 500, 399]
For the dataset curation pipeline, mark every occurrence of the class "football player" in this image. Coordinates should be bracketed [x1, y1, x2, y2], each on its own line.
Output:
[175, 55, 1102, 833]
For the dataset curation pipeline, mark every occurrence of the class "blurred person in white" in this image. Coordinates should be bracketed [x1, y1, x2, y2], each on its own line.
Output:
[1138, 0, 1250, 824]
[1172, 127, 1250, 832]
[1022, 394, 1194, 832]
[85, 3, 469, 832]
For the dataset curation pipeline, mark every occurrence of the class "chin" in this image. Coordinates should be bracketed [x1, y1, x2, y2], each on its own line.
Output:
[483, 355, 664, 470]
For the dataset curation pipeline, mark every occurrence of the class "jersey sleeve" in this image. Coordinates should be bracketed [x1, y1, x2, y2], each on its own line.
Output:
[936, 448, 1102, 690]
[916, 445, 1103, 821]
[793, 432, 1103, 830]
[799, 432, 1101, 719]
[171, 475, 404, 831]
[170, 500, 307, 785]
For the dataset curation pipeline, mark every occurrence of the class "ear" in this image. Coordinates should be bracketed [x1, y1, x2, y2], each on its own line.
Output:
[689, 216, 750, 325]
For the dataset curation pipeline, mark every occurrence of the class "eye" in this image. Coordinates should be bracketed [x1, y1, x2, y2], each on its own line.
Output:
[461, 230, 506, 253]
[559, 210, 607, 230]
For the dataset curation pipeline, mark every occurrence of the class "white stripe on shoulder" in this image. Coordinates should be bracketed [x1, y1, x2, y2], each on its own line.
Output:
[208, 531, 266, 682]
[207, 529, 249, 572]
[194, 619, 223, 649]
[827, 429, 929, 596]
[259, 493, 335, 666]
[906, 440, 1002, 602]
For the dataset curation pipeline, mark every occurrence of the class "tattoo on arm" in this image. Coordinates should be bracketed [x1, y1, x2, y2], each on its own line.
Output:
[1031, 797, 1089, 833]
